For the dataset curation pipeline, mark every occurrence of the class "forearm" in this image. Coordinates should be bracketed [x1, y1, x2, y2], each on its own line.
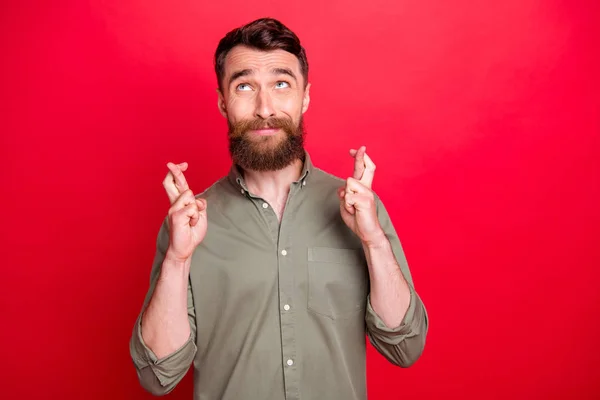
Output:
[141, 255, 192, 359]
[359, 194, 428, 367]
[363, 232, 428, 367]
[363, 234, 412, 329]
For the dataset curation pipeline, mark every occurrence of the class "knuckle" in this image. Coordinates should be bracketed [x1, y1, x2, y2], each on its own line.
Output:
[178, 190, 192, 203]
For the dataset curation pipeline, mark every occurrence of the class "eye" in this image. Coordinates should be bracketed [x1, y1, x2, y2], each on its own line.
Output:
[275, 81, 290, 89]
[237, 83, 252, 91]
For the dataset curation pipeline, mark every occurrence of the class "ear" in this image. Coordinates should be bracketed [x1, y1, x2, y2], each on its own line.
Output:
[301, 82, 311, 114]
[217, 88, 227, 118]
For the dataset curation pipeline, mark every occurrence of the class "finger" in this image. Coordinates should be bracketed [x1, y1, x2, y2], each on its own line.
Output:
[345, 192, 373, 212]
[168, 162, 189, 192]
[345, 177, 370, 195]
[340, 193, 355, 215]
[182, 202, 199, 227]
[163, 172, 179, 205]
[340, 199, 353, 217]
[360, 152, 376, 188]
[170, 201, 198, 228]
[195, 198, 207, 212]
[164, 162, 190, 205]
[167, 162, 190, 193]
[343, 192, 356, 215]
[352, 146, 366, 180]
[194, 199, 208, 224]
[169, 189, 196, 215]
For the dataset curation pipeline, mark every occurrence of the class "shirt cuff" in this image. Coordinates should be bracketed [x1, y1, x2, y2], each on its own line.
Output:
[129, 313, 197, 387]
[365, 286, 418, 339]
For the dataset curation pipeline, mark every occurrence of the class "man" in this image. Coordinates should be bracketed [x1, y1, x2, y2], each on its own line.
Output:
[130, 17, 428, 400]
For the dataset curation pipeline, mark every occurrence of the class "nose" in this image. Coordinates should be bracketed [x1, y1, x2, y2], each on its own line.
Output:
[254, 89, 275, 119]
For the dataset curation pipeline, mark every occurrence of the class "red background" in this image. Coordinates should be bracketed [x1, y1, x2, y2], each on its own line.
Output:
[2, 1, 599, 399]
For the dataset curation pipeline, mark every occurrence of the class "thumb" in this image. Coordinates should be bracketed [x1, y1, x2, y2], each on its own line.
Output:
[338, 188, 355, 216]
[196, 198, 207, 212]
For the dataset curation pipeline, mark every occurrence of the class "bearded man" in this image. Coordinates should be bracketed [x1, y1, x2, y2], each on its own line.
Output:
[129, 17, 429, 400]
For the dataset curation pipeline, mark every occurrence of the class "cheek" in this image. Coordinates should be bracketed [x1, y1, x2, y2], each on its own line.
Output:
[227, 97, 254, 120]
[275, 93, 303, 115]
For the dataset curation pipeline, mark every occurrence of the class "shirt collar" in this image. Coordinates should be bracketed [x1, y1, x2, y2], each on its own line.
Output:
[228, 150, 313, 193]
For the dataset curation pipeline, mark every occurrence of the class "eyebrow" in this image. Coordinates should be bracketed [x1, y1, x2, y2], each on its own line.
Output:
[229, 69, 253, 87]
[271, 67, 297, 81]
[228, 67, 297, 87]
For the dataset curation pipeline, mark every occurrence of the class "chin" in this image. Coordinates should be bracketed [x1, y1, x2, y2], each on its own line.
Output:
[249, 133, 285, 145]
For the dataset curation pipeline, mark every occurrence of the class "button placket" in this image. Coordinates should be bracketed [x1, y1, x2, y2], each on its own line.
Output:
[277, 187, 299, 399]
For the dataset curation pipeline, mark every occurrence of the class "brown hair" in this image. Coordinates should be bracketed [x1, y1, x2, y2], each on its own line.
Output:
[214, 18, 309, 91]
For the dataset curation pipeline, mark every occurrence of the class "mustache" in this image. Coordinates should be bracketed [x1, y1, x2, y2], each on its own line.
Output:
[228, 117, 297, 137]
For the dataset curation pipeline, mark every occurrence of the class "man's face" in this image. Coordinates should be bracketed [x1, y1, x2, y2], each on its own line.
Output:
[217, 45, 311, 171]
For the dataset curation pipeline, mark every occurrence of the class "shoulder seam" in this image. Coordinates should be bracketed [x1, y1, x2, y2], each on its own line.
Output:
[195, 176, 227, 198]
[314, 166, 345, 183]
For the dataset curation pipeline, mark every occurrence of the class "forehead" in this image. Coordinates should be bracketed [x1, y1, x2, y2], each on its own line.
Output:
[224, 45, 302, 78]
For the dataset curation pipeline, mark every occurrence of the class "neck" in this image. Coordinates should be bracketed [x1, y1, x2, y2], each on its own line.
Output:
[242, 157, 304, 198]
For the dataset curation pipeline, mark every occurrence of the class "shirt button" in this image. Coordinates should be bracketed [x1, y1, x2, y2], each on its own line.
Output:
[283, 304, 290, 311]
[281, 249, 287, 256]
[286, 359, 294, 366]
[262, 202, 268, 208]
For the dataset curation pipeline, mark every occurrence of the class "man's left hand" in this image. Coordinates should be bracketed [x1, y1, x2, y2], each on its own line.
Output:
[338, 146, 386, 246]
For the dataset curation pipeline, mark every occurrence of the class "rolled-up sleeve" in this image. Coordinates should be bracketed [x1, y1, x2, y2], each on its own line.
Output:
[365, 195, 429, 367]
[129, 217, 198, 395]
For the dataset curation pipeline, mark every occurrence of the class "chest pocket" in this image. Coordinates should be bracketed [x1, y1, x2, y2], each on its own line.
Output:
[307, 247, 369, 320]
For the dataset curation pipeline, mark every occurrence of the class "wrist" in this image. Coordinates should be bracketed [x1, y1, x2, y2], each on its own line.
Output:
[163, 251, 192, 269]
[362, 229, 388, 249]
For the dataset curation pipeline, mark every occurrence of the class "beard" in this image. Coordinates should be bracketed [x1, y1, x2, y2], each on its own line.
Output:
[227, 115, 306, 171]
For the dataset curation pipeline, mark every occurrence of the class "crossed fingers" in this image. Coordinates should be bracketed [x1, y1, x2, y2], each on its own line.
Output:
[350, 146, 376, 190]
[163, 162, 189, 205]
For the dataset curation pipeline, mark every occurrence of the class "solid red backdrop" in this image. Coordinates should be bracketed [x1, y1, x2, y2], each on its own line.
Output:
[1, 1, 599, 399]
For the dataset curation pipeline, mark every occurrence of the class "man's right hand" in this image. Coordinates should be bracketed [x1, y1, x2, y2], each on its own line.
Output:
[162, 161, 208, 263]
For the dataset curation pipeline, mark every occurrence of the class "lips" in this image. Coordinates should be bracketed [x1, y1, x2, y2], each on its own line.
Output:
[250, 127, 280, 136]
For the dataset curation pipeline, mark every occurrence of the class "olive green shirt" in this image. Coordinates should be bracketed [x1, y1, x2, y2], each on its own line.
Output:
[129, 151, 428, 400]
